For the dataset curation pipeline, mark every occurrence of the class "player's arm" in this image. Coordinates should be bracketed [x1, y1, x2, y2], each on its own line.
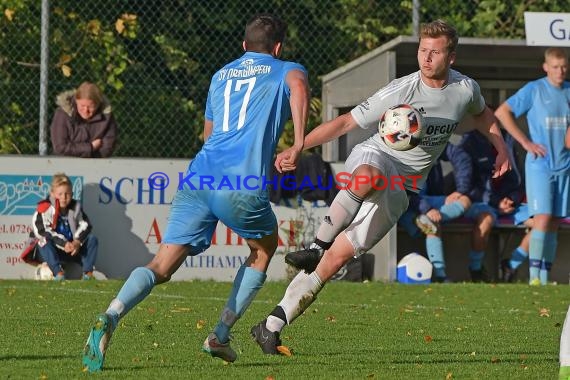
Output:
[203, 120, 213, 142]
[472, 106, 511, 178]
[305, 113, 359, 150]
[565, 125, 570, 149]
[495, 102, 546, 157]
[276, 69, 310, 173]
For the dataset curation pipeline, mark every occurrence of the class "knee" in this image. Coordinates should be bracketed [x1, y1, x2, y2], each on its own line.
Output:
[85, 234, 98, 246]
[458, 195, 472, 210]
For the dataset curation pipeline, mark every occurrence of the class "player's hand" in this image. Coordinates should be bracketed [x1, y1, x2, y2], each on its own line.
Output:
[492, 148, 511, 178]
[275, 146, 302, 173]
[69, 240, 81, 256]
[522, 141, 546, 159]
[63, 241, 75, 254]
[498, 197, 515, 215]
[426, 209, 442, 224]
[445, 192, 463, 204]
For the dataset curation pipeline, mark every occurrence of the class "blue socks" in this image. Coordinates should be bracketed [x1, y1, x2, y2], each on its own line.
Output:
[540, 232, 558, 285]
[509, 246, 528, 270]
[426, 236, 446, 278]
[468, 250, 484, 271]
[529, 230, 546, 282]
[214, 265, 266, 343]
[107, 267, 156, 321]
[439, 201, 466, 222]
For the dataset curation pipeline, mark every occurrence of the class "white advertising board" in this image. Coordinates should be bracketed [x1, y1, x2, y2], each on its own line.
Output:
[0, 156, 395, 281]
[524, 12, 570, 46]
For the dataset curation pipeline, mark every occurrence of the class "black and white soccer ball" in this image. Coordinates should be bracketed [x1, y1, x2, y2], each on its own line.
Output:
[379, 104, 425, 151]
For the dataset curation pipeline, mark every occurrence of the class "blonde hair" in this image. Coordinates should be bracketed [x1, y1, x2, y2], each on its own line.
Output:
[545, 47, 568, 61]
[75, 82, 103, 109]
[420, 19, 459, 53]
[51, 172, 72, 191]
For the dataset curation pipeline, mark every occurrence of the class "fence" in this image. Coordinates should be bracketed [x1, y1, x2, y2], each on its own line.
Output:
[0, 0, 567, 158]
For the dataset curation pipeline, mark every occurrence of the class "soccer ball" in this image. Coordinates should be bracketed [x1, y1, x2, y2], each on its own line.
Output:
[379, 104, 425, 151]
[35, 263, 54, 280]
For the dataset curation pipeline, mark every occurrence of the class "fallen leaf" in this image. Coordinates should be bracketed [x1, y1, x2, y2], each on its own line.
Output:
[196, 319, 206, 329]
[491, 356, 500, 363]
[539, 308, 550, 317]
[424, 335, 432, 343]
[326, 315, 336, 323]
[446, 372, 453, 380]
[277, 345, 292, 357]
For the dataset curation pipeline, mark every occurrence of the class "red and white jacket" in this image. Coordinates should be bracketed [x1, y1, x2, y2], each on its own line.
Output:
[31, 197, 92, 250]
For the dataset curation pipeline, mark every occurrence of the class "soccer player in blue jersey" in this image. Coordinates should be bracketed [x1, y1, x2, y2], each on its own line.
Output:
[495, 47, 570, 287]
[81, 13, 309, 371]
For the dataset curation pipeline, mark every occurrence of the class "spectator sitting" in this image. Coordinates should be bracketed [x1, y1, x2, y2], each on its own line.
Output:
[51, 81, 118, 157]
[31, 173, 98, 280]
[401, 142, 488, 282]
[459, 129, 530, 283]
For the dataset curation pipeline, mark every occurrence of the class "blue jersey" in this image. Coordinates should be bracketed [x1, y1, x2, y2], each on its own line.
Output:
[506, 77, 570, 173]
[187, 51, 306, 194]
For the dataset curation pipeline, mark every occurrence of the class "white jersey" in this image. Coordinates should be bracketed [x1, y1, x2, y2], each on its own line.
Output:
[350, 69, 486, 192]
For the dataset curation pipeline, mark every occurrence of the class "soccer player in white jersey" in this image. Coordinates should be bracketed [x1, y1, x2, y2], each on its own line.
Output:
[81, 14, 309, 371]
[495, 47, 570, 287]
[250, 19, 510, 354]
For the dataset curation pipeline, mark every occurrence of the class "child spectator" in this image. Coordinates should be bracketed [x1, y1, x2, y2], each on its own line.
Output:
[31, 173, 98, 280]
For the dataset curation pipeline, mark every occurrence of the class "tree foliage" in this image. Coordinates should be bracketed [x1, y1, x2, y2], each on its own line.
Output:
[0, 0, 564, 157]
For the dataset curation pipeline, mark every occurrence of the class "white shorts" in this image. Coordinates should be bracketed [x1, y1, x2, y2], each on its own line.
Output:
[343, 139, 410, 255]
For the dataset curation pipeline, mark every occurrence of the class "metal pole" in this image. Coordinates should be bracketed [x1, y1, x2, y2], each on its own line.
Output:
[412, 0, 420, 37]
[38, 0, 50, 155]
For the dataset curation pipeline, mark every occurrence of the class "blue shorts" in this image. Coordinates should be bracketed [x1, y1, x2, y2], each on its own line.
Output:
[162, 189, 276, 255]
[525, 162, 570, 218]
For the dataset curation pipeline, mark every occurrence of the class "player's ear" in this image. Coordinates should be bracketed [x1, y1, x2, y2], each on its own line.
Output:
[448, 51, 456, 66]
[272, 42, 282, 58]
[242, 41, 247, 52]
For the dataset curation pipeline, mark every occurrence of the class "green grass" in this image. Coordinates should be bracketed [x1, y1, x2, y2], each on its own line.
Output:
[0, 279, 566, 379]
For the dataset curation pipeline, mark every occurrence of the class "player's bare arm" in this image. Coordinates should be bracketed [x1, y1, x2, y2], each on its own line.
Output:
[565, 125, 570, 148]
[472, 106, 511, 177]
[495, 102, 546, 158]
[275, 69, 309, 173]
[275, 112, 359, 172]
[305, 112, 359, 150]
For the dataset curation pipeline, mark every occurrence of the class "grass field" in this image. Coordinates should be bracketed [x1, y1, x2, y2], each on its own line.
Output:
[1, 279, 567, 379]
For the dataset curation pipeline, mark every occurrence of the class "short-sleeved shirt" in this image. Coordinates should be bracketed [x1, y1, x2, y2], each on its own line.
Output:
[506, 77, 570, 173]
[188, 52, 307, 194]
[350, 69, 486, 191]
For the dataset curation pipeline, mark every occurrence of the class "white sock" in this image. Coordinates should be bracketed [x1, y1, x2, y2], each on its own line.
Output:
[561, 305, 570, 366]
[315, 189, 363, 247]
[277, 271, 323, 326]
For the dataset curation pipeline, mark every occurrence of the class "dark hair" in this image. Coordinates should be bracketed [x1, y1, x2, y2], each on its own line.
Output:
[244, 14, 287, 53]
[420, 19, 459, 53]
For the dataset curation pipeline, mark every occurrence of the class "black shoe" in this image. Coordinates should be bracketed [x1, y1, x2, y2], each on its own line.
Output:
[469, 267, 489, 283]
[285, 248, 322, 273]
[250, 320, 282, 355]
[500, 259, 516, 283]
